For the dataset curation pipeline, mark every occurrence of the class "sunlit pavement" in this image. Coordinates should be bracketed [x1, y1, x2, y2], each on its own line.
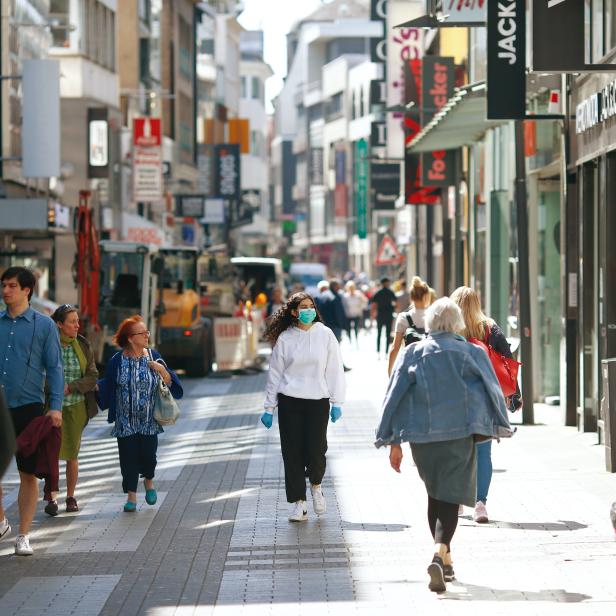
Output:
[1, 331, 616, 615]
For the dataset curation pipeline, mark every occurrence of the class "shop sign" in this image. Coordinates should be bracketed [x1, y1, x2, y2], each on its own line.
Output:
[202, 198, 225, 225]
[133, 117, 162, 147]
[487, 0, 526, 120]
[370, 0, 388, 156]
[355, 139, 368, 239]
[371, 162, 400, 210]
[420, 149, 457, 187]
[532, 0, 584, 72]
[87, 108, 108, 179]
[434, 1, 486, 24]
[175, 194, 205, 218]
[575, 80, 616, 134]
[371, 122, 387, 147]
[421, 56, 455, 124]
[133, 147, 163, 202]
[370, 80, 387, 107]
[310, 148, 324, 184]
[214, 144, 240, 200]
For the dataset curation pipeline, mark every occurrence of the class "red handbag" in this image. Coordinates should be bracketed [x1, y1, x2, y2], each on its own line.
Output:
[469, 325, 521, 397]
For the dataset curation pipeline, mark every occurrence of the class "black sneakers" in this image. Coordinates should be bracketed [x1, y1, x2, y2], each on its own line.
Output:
[427, 555, 447, 592]
[44, 500, 59, 516]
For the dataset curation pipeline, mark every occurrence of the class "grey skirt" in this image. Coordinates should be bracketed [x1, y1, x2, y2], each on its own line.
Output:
[410, 436, 477, 508]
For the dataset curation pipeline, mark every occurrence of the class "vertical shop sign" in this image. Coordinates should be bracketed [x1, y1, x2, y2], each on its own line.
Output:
[133, 117, 163, 202]
[435, 1, 486, 24]
[356, 139, 368, 239]
[214, 143, 241, 223]
[532, 1, 584, 71]
[487, 0, 526, 120]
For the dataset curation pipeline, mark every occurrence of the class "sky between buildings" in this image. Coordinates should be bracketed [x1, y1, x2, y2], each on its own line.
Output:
[238, 0, 326, 112]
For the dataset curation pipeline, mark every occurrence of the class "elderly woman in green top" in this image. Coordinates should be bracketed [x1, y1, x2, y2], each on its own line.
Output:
[50, 305, 98, 514]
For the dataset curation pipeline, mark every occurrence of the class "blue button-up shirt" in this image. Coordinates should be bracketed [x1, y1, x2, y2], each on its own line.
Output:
[0, 307, 64, 410]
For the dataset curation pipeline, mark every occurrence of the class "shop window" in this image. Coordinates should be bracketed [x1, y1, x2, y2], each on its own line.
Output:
[252, 76, 262, 102]
[50, 0, 71, 48]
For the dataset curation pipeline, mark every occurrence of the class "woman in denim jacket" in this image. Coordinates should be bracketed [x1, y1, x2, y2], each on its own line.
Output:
[375, 297, 513, 593]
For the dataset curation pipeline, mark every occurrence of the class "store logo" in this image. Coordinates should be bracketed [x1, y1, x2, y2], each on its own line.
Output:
[496, 1, 519, 65]
[576, 94, 600, 134]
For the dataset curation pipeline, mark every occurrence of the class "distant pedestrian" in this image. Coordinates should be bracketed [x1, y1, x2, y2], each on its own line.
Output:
[342, 281, 367, 344]
[96, 315, 183, 513]
[451, 286, 522, 524]
[395, 280, 410, 313]
[0, 266, 63, 556]
[50, 305, 99, 514]
[370, 277, 397, 357]
[261, 293, 345, 522]
[375, 298, 513, 592]
[388, 277, 431, 375]
[266, 287, 285, 318]
[0, 392, 16, 543]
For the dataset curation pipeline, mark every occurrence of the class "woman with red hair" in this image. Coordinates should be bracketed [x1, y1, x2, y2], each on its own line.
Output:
[97, 315, 183, 512]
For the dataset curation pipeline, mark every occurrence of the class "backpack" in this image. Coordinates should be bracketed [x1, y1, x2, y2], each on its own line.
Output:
[469, 324, 521, 397]
[404, 313, 426, 346]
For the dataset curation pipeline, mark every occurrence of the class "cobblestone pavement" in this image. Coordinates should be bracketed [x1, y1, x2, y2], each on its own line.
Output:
[1, 334, 616, 616]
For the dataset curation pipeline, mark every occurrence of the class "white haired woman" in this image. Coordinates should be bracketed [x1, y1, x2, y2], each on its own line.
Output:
[375, 297, 513, 593]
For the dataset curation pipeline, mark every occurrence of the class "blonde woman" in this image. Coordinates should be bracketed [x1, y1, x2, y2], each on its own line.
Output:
[450, 287, 522, 524]
[388, 277, 431, 375]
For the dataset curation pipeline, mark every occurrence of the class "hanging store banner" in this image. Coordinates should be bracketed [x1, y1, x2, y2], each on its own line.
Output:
[133, 117, 162, 147]
[370, 80, 387, 107]
[371, 122, 387, 148]
[420, 149, 457, 187]
[310, 147, 324, 184]
[133, 147, 163, 202]
[370, 0, 387, 63]
[334, 184, 348, 218]
[87, 108, 109, 179]
[387, 1, 423, 159]
[371, 162, 400, 210]
[487, 0, 526, 120]
[421, 56, 455, 124]
[532, 0, 584, 72]
[434, 1, 486, 24]
[214, 144, 241, 201]
[355, 138, 368, 239]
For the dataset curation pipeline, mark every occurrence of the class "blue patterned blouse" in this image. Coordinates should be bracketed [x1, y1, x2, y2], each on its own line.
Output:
[111, 354, 162, 438]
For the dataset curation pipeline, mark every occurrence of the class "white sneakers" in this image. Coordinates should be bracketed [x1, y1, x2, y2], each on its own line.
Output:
[0, 517, 10, 540]
[14, 534, 33, 556]
[474, 501, 489, 523]
[288, 500, 308, 522]
[310, 484, 326, 515]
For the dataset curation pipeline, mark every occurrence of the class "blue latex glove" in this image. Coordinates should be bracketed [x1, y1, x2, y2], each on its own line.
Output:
[330, 406, 342, 423]
[260, 411, 273, 429]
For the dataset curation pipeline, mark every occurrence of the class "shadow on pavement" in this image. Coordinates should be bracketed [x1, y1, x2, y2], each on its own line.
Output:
[445, 583, 592, 603]
[341, 521, 410, 532]
[476, 520, 588, 531]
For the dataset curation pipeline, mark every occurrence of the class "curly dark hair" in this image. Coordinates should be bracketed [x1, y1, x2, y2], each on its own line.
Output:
[263, 292, 322, 343]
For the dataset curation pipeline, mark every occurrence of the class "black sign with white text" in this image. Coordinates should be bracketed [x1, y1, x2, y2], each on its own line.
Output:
[214, 143, 240, 200]
[371, 162, 400, 210]
[487, 0, 525, 120]
[420, 149, 457, 188]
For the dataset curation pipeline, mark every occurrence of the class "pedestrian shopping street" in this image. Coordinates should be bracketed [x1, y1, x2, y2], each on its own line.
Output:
[0, 333, 615, 616]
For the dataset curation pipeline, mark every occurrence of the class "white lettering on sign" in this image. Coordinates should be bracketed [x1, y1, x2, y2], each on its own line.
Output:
[219, 153, 238, 196]
[497, 1, 518, 65]
[600, 80, 616, 123]
[575, 94, 599, 134]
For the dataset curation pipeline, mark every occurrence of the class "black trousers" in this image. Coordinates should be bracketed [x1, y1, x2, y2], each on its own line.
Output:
[427, 496, 459, 549]
[117, 433, 158, 493]
[10, 403, 45, 475]
[376, 316, 392, 354]
[278, 394, 329, 503]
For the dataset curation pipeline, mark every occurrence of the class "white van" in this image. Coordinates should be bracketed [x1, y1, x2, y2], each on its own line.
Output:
[231, 257, 286, 301]
[289, 262, 328, 297]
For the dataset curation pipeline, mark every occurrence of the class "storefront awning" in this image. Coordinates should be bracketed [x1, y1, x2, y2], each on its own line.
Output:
[407, 83, 509, 153]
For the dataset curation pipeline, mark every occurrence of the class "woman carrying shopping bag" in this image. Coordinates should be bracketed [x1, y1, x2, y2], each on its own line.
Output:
[49, 304, 98, 514]
[97, 315, 183, 512]
[450, 286, 522, 524]
[260, 292, 346, 522]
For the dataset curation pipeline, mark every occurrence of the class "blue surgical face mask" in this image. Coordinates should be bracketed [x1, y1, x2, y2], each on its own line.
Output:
[298, 308, 316, 325]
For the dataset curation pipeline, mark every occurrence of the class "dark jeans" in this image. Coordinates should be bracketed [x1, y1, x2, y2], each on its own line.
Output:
[347, 317, 361, 342]
[278, 393, 329, 503]
[376, 316, 393, 354]
[10, 402, 45, 475]
[427, 497, 459, 549]
[476, 440, 493, 503]
[117, 433, 158, 493]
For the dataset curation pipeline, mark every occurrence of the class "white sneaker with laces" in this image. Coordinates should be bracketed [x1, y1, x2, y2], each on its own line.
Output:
[288, 500, 308, 522]
[15, 534, 33, 556]
[0, 517, 10, 540]
[310, 484, 326, 515]
[474, 501, 489, 523]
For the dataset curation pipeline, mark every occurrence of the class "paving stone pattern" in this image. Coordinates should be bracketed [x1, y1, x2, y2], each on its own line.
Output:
[1, 337, 616, 616]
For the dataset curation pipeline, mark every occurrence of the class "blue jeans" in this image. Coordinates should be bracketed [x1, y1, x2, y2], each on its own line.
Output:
[476, 440, 492, 504]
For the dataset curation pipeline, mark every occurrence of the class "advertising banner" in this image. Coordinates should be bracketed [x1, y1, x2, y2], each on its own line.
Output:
[355, 139, 368, 239]
[421, 56, 455, 124]
[372, 162, 400, 210]
[532, 1, 584, 72]
[214, 144, 241, 200]
[487, 0, 526, 120]
[133, 117, 163, 202]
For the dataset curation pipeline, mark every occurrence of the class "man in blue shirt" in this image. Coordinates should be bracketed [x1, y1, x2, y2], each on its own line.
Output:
[0, 267, 63, 556]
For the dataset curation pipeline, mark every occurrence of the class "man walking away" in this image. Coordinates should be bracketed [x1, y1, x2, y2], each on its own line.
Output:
[0, 267, 63, 556]
[370, 277, 397, 357]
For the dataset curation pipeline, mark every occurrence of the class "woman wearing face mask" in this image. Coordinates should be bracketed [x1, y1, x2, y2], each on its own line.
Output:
[261, 292, 346, 522]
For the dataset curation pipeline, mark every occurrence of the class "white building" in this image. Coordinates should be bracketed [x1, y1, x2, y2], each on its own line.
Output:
[272, 0, 380, 273]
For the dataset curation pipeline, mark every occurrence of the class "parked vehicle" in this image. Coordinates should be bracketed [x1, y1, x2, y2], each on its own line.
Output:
[288, 262, 328, 297]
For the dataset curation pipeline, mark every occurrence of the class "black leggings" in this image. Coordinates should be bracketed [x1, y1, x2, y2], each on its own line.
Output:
[427, 496, 459, 549]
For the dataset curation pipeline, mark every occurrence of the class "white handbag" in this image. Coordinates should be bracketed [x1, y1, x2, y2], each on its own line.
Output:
[148, 350, 180, 426]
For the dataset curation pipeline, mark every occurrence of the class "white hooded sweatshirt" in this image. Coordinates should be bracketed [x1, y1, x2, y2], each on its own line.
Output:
[264, 322, 346, 412]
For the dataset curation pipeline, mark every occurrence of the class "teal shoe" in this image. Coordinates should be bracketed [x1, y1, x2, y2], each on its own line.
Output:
[123, 501, 137, 513]
[145, 488, 157, 506]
